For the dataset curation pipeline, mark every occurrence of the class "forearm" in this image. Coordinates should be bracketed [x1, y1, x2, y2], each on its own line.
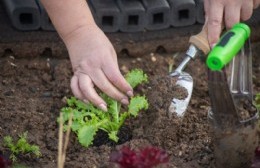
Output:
[40, 0, 97, 42]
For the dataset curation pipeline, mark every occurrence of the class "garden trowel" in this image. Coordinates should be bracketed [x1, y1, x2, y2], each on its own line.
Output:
[207, 23, 258, 126]
[206, 23, 259, 168]
[168, 24, 211, 117]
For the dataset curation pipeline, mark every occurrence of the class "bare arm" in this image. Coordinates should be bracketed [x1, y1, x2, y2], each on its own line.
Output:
[41, 0, 133, 111]
[40, 0, 95, 43]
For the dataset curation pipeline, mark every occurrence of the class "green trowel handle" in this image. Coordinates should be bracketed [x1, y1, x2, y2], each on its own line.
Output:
[206, 23, 251, 71]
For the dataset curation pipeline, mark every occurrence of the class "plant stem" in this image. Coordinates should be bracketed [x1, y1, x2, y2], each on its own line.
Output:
[61, 113, 73, 168]
[58, 113, 63, 168]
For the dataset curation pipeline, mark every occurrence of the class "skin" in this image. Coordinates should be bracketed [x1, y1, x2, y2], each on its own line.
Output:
[41, 0, 259, 111]
[40, 0, 133, 111]
[204, 0, 260, 48]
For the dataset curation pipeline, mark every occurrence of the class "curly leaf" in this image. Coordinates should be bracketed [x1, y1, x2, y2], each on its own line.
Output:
[118, 113, 129, 128]
[125, 69, 148, 88]
[67, 97, 77, 107]
[60, 68, 149, 148]
[128, 96, 149, 117]
[78, 125, 98, 147]
[102, 94, 120, 123]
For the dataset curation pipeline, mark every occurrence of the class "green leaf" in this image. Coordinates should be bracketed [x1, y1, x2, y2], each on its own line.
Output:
[125, 69, 148, 88]
[3, 132, 41, 162]
[255, 93, 260, 110]
[3, 136, 13, 147]
[108, 131, 119, 142]
[118, 112, 129, 128]
[67, 97, 77, 107]
[128, 96, 149, 117]
[102, 94, 120, 123]
[78, 125, 98, 147]
[59, 69, 149, 148]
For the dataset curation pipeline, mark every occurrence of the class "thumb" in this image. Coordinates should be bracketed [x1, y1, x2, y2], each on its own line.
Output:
[207, 2, 224, 48]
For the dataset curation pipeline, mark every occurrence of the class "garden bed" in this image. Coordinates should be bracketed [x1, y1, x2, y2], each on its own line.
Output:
[0, 41, 259, 168]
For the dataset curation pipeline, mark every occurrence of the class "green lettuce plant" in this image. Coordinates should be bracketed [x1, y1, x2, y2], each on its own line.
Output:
[3, 132, 41, 162]
[60, 69, 149, 147]
[255, 93, 260, 110]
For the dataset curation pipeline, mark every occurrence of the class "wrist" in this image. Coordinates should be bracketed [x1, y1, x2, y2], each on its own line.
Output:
[61, 23, 100, 47]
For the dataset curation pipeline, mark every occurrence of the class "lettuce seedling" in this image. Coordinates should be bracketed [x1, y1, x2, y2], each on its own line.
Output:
[254, 93, 260, 110]
[251, 146, 260, 168]
[3, 132, 41, 162]
[60, 69, 148, 147]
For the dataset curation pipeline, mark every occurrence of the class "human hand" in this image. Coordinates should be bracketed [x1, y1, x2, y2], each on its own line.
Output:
[204, 0, 260, 47]
[64, 25, 133, 111]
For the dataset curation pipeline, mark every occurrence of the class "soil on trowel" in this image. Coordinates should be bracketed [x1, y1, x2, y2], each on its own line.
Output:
[144, 75, 188, 115]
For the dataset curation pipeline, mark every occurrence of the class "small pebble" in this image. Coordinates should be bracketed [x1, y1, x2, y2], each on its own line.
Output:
[2, 80, 8, 85]
[29, 87, 37, 93]
[151, 56, 156, 62]
[9, 56, 15, 60]
[178, 151, 182, 156]
[42, 92, 52, 97]
[120, 65, 128, 73]
[131, 60, 136, 64]
[62, 96, 67, 103]
[4, 90, 14, 96]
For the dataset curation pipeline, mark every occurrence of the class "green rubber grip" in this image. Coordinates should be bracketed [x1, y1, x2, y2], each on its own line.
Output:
[206, 23, 250, 71]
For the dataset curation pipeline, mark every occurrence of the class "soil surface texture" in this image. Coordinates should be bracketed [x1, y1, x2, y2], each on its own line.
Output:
[0, 42, 259, 168]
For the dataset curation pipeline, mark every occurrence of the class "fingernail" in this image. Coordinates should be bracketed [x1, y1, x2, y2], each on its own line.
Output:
[121, 98, 129, 105]
[99, 104, 107, 112]
[126, 91, 134, 97]
[83, 99, 89, 104]
[210, 43, 217, 49]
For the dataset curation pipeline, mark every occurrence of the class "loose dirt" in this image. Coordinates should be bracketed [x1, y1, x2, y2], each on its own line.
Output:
[0, 42, 259, 168]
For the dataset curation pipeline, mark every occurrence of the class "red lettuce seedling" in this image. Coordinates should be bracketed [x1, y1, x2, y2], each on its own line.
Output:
[110, 146, 169, 168]
[60, 69, 149, 147]
[0, 154, 12, 168]
[251, 146, 260, 168]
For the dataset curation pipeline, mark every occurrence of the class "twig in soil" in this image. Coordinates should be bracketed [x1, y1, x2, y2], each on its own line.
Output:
[168, 52, 179, 73]
[58, 112, 73, 168]
[58, 114, 63, 168]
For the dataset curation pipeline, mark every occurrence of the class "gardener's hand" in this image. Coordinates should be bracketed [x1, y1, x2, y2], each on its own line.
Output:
[66, 25, 133, 111]
[204, 0, 260, 48]
[41, 0, 133, 111]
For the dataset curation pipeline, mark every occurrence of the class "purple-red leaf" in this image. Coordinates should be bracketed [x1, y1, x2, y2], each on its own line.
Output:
[0, 154, 12, 168]
[110, 146, 169, 168]
[252, 146, 260, 168]
[110, 147, 139, 168]
[139, 147, 169, 167]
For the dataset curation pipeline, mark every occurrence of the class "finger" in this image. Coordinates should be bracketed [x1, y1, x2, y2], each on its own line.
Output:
[224, 3, 241, 29]
[207, 1, 224, 47]
[102, 64, 133, 97]
[204, 0, 210, 18]
[78, 73, 108, 111]
[91, 70, 130, 105]
[70, 75, 84, 100]
[254, 0, 260, 9]
[241, 0, 253, 21]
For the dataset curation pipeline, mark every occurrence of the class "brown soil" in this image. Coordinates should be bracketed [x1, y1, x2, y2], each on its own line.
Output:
[144, 75, 188, 115]
[237, 99, 258, 121]
[0, 42, 259, 168]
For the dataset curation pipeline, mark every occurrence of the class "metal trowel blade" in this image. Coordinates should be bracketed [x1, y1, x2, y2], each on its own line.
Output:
[168, 72, 193, 117]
